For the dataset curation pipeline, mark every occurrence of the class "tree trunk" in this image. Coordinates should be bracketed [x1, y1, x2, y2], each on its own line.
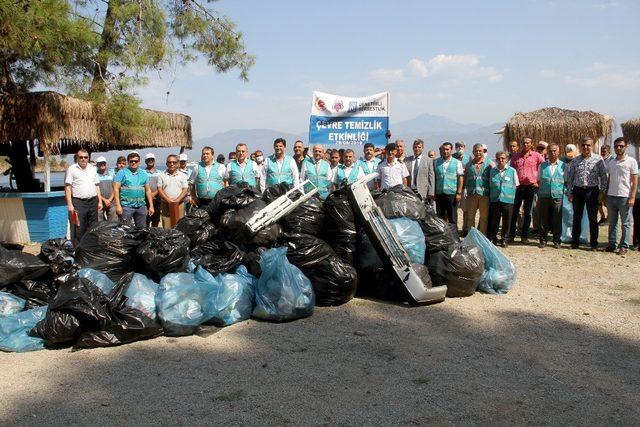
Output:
[90, 0, 117, 95]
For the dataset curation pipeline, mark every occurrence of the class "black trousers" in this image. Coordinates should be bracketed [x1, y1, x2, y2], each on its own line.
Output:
[538, 197, 562, 244]
[72, 196, 98, 242]
[197, 198, 213, 209]
[572, 186, 600, 247]
[509, 185, 536, 239]
[488, 201, 514, 243]
[147, 196, 162, 227]
[435, 193, 457, 226]
[633, 201, 640, 246]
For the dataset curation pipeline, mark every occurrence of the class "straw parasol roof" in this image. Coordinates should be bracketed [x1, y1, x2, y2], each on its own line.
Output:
[621, 118, 640, 148]
[0, 91, 192, 153]
[502, 107, 614, 151]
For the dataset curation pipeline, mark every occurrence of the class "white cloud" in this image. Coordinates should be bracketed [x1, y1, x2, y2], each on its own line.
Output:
[539, 68, 557, 78]
[238, 90, 261, 99]
[408, 58, 429, 77]
[407, 54, 503, 83]
[564, 71, 640, 89]
[368, 68, 405, 83]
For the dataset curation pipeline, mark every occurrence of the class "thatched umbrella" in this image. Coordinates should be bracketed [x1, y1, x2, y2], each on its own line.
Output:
[0, 91, 192, 191]
[502, 107, 614, 152]
[621, 118, 640, 161]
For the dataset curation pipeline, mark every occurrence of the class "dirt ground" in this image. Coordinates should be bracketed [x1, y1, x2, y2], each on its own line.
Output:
[1, 240, 639, 425]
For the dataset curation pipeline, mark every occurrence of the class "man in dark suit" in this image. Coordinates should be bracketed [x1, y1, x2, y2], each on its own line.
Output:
[405, 139, 424, 190]
[414, 139, 436, 206]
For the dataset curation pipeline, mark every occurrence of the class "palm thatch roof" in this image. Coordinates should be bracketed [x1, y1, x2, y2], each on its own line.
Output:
[0, 91, 192, 153]
[502, 107, 614, 151]
[621, 118, 640, 147]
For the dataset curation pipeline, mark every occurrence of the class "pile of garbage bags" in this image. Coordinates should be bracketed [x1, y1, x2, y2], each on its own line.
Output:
[0, 183, 517, 353]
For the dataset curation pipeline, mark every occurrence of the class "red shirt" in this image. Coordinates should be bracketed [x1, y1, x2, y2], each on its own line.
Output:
[510, 151, 544, 186]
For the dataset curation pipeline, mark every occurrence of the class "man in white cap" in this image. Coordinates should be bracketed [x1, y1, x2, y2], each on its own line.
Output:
[96, 156, 117, 222]
[145, 152, 161, 227]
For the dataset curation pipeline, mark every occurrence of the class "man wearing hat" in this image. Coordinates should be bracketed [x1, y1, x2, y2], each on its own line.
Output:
[145, 153, 162, 227]
[96, 156, 117, 222]
[377, 142, 409, 189]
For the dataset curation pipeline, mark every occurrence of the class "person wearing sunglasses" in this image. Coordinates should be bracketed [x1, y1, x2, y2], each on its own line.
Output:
[565, 136, 608, 250]
[113, 152, 155, 228]
[64, 149, 103, 242]
[157, 154, 189, 228]
[604, 137, 638, 255]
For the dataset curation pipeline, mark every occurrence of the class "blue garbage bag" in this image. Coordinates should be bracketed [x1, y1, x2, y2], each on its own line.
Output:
[78, 268, 116, 295]
[0, 306, 47, 352]
[252, 247, 314, 322]
[124, 273, 159, 320]
[561, 195, 589, 243]
[195, 265, 256, 327]
[156, 272, 214, 336]
[463, 228, 516, 294]
[358, 217, 426, 270]
[0, 291, 26, 316]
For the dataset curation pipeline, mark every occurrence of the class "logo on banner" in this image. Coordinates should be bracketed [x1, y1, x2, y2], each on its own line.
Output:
[316, 98, 328, 112]
[333, 100, 344, 112]
[348, 101, 358, 113]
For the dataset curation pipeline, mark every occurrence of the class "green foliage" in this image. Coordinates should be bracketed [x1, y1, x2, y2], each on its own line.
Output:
[0, 0, 98, 93]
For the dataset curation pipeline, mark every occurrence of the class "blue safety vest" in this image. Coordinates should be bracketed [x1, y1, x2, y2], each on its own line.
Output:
[538, 161, 565, 199]
[116, 168, 148, 208]
[464, 160, 491, 196]
[303, 158, 332, 199]
[195, 162, 224, 199]
[358, 158, 381, 174]
[453, 152, 472, 168]
[228, 160, 257, 187]
[266, 155, 294, 186]
[335, 163, 362, 185]
[435, 157, 460, 195]
[489, 167, 517, 204]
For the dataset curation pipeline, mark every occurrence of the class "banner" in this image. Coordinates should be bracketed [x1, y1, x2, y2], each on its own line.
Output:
[309, 91, 389, 146]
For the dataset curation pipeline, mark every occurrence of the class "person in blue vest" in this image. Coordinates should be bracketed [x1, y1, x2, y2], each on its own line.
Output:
[144, 153, 162, 227]
[334, 149, 364, 188]
[487, 151, 519, 247]
[95, 156, 118, 222]
[434, 142, 464, 226]
[113, 152, 155, 228]
[358, 143, 381, 190]
[462, 143, 494, 236]
[225, 143, 264, 191]
[262, 138, 300, 189]
[300, 144, 334, 198]
[536, 143, 565, 248]
[453, 141, 472, 168]
[190, 146, 227, 208]
[633, 166, 640, 251]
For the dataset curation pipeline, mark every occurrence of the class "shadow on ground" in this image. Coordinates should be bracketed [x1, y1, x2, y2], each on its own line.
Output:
[2, 299, 639, 425]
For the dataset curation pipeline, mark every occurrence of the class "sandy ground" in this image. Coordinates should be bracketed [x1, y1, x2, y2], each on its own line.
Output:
[1, 240, 639, 425]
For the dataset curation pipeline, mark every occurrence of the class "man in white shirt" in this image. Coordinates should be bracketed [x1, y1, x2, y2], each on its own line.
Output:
[605, 137, 638, 255]
[158, 154, 189, 228]
[377, 143, 409, 189]
[64, 149, 103, 242]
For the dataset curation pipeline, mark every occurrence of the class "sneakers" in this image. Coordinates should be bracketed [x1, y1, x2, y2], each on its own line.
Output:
[605, 245, 617, 253]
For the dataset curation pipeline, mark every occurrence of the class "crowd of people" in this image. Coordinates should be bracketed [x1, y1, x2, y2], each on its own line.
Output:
[64, 135, 639, 254]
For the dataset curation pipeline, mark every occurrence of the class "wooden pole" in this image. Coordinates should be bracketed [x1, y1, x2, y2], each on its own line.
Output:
[43, 143, 51, 192]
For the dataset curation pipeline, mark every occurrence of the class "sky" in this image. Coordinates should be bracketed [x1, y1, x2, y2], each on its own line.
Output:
[135, 0, 640, 140]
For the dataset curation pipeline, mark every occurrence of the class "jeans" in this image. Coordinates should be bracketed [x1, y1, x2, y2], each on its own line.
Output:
[435, 193, 457, 227]
[537, 197, 562, 244]
[572, 186, 600, 247]
[607, 196, 632, 249]
[121, 205, 148, 228]
[488, 202, 514, 243]
[509, 185, 536, 239]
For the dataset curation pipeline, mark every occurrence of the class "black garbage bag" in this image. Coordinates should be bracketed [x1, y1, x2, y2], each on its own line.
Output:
[191, 240, 245, 275]
[174, 209, 216, 249]
[30, 312, 82, 345]
[136, 228, 190, 281]
[305, 255, 357, 306]
[282, 232, 336, 269]
[427, 243, 484, 297]
[74, 273, 162, 349]
[1, 242, 24, 251]
[324, 188, 357, 265]
[0, 247, 51, 287]
[39, 238, 76, 274]
[356, 267, 403, 302]
[74, 221, 147, 280]
[374, 185, 427, 221]
[5, 279, 59, 308]
[207, 184, 259, 223]
[261, 183, 292, 204]
[420, 210, 459, 254]
[218, 200, 281, 247]
[281, 196, 325, 236]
